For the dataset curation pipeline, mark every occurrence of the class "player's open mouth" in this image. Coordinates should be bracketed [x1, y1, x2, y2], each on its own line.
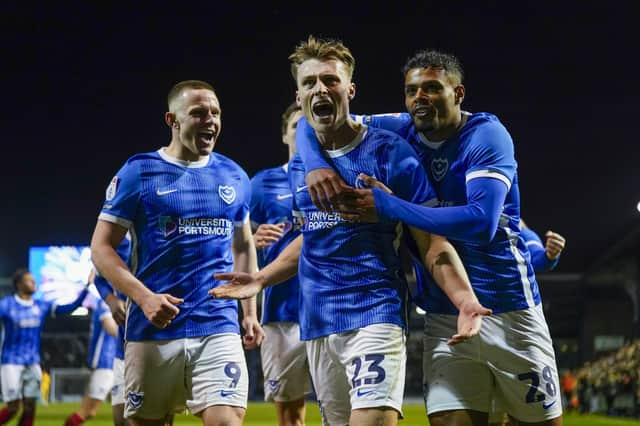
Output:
[412, 105, 432, 118]
[198, 131, 215, 143]
[312, 101, 334, 119]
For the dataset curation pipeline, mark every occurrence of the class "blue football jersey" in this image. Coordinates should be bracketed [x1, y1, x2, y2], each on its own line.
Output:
[290, 125, 434, 340]
[87, 300, 117, 369]
[359, 112, 541, 314]
[250, 165, 300, 324]
[0, 296, 53, 365]
[98, 148, 251, 341]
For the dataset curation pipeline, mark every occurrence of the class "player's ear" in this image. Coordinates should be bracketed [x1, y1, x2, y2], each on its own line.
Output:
[348, 82, 356, 101]
[295, 92, 301, 107]
[454, 84, 465, 105]
[165, 112, 176, 128]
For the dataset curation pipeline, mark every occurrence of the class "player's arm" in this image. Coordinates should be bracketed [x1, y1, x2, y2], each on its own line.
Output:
[370, 177, 508, 243]
[410, 228, 491, 344]
[211, 234, 302, 300]
[521, 226, 564, 272]
[232, 219, 264, 349]
[295, 117, 351, 211]
[297, 114, 411, 211]
[94, 273, 126, 326]
[100, 312, 119, 337]
[52, 284, 90, 316]
[91, 220, 183, 329]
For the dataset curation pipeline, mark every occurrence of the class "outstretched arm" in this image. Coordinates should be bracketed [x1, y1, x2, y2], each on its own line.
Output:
[91, 220, 183, 329]
[211, 234, 302, 300]
[371, 177, 508, 243]
[53, 285, 89, 316]
[232, 220, 264, 349]
[410, 229, 491, 344]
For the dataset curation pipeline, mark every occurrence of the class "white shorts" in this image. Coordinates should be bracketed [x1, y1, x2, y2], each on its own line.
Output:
[261, 322, 311, 402]
[111, 357, 125, 406]
[87, 368, 115, 401]
[423, 304, 563, 423]
[306, 323, 406, 426]
[123, 333, 248, 420]
[1, 364, 41, 402]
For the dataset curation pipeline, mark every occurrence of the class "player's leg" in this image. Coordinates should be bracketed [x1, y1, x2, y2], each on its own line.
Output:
[0, 364, 24, 424]
[487, 305, 562, 425]
[66, 367, 115, 425]
[186, 333, 248, 426]
[110, 357, 126, 426]
[261, 322, 311, 426]
[275, 399, 306, 426]
[16, 365, 41, 426]
[339, 323, 406, 426]
[306, 336, 351, 426]
[124, 340, 187, 425]
[423, 313, 491, 426]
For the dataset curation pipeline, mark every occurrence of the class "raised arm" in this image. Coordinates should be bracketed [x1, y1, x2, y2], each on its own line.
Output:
[53, 285, 89, 316]
[91, 220, 182, 329]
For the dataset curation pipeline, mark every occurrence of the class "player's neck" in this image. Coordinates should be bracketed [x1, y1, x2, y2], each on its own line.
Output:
[165, 142, 207, 163]
[316, 118, 360, 151]
[422, 111, 467, 142]
[16, 292, 32, 301]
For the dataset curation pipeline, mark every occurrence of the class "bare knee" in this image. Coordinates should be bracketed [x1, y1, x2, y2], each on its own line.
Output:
[276, 398, 306, 426]
[428, 409, 488, 426]
[350, 407, 399, 426]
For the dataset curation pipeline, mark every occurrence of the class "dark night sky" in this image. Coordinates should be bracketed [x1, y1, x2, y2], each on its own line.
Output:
[2, 2, 638, 276]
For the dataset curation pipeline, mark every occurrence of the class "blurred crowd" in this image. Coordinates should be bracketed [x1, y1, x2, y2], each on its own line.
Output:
[561, 339, 640, 417]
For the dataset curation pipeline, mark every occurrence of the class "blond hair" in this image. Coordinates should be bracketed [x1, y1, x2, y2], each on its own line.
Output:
[288, 35, 355, 81]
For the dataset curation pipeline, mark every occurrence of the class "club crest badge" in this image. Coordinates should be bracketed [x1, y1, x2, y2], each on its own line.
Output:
[106, 176, 118, 201]
[355, 174, 377, 189]
[218, 185, 236, 205]
[127, 391, 144, 410]
[431, 158, 449, 182]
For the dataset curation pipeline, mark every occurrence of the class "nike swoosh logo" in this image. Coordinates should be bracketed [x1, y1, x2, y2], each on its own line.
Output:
[356, 389, 375, 397]
[542, 400, 556, 409]
[276, 193, 293, 200]
[156, 189, 177, 196]
[296, 185, 307, 193]
[220, 390, 236, 397]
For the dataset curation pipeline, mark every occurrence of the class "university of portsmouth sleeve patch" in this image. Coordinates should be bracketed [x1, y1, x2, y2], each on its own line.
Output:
[106, 176, 118, 201]
[218, 185, 236, 204]
[127, 391, 144, 409]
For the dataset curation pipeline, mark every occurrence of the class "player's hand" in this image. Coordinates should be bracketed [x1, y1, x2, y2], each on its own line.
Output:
[306, 168, 352, 212]
[332, 174, 388, 223]
[139, 293, 183, 329]
[241, 316, 264, 349]
[357, 173, 393, 194]
[105, 293, 126, 326]
[210, 273, 263, 300]
[448, 300, 492, 345]
[253, 223, 285, 249]
[544, 230, 566, 260]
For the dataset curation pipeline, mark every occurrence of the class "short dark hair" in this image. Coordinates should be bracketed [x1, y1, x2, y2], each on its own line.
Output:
[167, 80, 215, 110]
[281, 102, 301, 136]
[402, 49, 464, 85]
[12, 268, 29, 290]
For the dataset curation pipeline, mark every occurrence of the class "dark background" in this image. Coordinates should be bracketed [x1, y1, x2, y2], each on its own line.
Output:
[2, 1, 638, 276]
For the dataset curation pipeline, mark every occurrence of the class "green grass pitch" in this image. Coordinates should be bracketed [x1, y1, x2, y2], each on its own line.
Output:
[6, 402, 640, 425]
